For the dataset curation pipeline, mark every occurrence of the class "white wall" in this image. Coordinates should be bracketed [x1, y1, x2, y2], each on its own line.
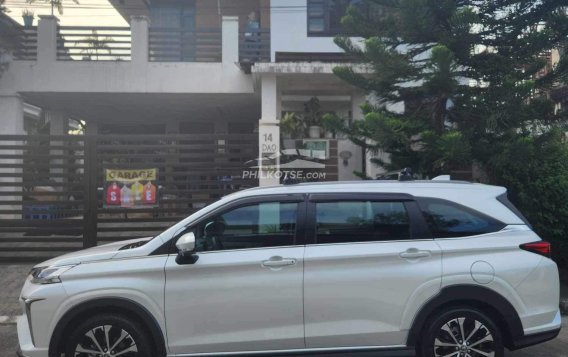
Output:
[0, 61, 254, 96]
[271, 0, 345, 60]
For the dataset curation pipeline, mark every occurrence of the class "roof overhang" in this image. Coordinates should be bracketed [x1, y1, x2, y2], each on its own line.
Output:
[108, 0, 150, 23]
[251, 62, 371, 95]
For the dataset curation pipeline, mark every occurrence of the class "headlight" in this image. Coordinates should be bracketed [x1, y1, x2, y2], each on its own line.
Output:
[29, 265, 76, 285]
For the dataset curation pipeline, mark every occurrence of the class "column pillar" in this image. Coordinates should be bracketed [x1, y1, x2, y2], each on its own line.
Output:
[47, 110, 68, 136]
[351, 91, 371, 178]
[37, 15, 58, 63]
[85, 121, 98, 135]
[258, 74, 281, 186]
[130, 16, 149, 65]
[0, 95, 25, 219]
[222, 16, 239, 65]
[46, 110, 68, 186]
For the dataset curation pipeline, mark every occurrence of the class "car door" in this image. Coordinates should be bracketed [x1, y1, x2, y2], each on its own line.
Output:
[303, 193, 442, 348]
[164, 195, 306, 354]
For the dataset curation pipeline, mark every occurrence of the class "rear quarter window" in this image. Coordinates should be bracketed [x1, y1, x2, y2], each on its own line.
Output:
[417, 197, 506, 238]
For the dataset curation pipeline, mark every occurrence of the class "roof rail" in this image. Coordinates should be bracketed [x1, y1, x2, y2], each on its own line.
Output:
[432, 175, 451, 181]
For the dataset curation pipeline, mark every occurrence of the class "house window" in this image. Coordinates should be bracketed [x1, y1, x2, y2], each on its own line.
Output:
[307, 0, 365, 36]
[150, 0, 195, 29]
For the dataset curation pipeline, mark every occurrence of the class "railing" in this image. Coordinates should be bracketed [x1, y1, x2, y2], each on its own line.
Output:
[239, 29, 271, 63]
[149, 28, 222, 62]
[56, 26, 132, 61]
[13, 27, 38, 61]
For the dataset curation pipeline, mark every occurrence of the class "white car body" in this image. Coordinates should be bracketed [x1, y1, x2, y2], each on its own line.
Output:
[17, 181, 561, 357]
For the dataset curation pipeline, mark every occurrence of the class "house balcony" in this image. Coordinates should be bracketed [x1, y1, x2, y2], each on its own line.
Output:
[2, 15, 270, 97]
[12, 16, 271, 65]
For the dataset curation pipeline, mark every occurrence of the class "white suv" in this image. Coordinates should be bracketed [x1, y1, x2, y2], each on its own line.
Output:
[17, 181, 561, 357]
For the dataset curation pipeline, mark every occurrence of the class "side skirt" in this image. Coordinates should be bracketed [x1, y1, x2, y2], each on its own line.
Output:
[172, 346, 415, 357]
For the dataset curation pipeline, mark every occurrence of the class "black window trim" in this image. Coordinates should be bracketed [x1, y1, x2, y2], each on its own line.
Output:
[306, 193, 432, 245]
[154, 194, 308, 255]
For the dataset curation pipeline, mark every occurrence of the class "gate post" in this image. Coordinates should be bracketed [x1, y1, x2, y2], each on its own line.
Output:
[83, 136, 98, 248]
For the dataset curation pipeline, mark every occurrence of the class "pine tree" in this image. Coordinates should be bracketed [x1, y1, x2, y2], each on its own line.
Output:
[334, 0, 568, 178]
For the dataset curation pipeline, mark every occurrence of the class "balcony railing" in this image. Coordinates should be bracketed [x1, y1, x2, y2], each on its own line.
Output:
[149, 28, 222, 62]
[10, 17, 271, 67]
[239, 29, 271, 63]
[13, 27, 38, 61]
[56, 26, 132, 61]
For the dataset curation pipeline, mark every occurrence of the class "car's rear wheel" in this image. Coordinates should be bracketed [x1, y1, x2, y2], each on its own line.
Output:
[64, 313, 153, 357]
[419, 307, 504, 357]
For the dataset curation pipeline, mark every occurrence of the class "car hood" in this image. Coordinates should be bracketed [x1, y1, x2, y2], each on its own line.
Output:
[35, 237, 153, 267]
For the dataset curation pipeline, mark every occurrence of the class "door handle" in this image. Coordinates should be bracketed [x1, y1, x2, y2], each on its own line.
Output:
[400, 249, 431, 260]
[262, 257, 297, 268]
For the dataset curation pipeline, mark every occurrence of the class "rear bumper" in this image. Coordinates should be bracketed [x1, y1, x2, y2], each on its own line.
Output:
[510, 327, 561, 350]
[510, 311, 562, 350]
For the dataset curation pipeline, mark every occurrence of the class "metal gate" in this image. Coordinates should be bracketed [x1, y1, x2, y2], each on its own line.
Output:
[0, 134, 258, 262]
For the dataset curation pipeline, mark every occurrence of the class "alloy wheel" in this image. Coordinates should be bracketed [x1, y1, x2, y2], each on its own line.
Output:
[73, 324, 138, 357]
[434, 317, 495, 357]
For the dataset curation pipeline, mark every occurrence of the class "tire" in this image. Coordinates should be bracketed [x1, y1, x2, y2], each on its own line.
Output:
[64, 313, 154, 357]
[419, 307, 504, 357]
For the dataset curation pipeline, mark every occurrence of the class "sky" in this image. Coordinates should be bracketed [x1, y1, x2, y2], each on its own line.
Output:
[5, 0, 127, 26]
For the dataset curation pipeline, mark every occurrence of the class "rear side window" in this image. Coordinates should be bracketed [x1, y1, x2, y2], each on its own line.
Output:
[417, 197, 506, 238]
[315, 201, 411, 244]
[497, 193, 532, 227]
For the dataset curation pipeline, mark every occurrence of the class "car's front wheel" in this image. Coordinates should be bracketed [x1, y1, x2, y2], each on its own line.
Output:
[419, 307, 504, 357]
[65, 313, 153, 357]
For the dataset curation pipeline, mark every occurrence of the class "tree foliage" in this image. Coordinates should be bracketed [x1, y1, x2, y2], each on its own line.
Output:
[333, 1, 568, 254]
[26, 0, 79, 16]
[334, 0, 568, 178]
[489, 129, 568, 265]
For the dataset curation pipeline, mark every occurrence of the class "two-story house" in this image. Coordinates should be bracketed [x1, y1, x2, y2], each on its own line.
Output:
[0, 0, 378, 188]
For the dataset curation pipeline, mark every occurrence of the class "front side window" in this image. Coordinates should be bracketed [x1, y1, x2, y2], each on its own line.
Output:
[417, 198, 506, 238]
[315, 201, 411, 244]
[194, 202, 298, 252]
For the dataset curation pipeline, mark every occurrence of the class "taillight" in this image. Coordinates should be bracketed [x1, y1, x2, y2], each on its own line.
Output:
[520, 241, 551, 258]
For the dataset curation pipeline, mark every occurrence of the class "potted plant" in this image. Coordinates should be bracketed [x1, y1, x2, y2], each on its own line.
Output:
[22, 9, 34, 27]
[322, 113, 346, 139]
[280, 112, 304, 139]
[303, 97, 323, 138]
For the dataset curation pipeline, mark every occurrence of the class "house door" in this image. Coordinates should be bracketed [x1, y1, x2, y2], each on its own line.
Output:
[150, 0, 196, 61]
[180, 3, 196, 61]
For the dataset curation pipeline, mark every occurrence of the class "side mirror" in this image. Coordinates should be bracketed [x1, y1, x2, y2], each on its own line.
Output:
[175, 232, 199, 265]
[176, 232, 196, 253]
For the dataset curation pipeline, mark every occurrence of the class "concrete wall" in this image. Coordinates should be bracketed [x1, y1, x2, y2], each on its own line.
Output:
[270, 0, 345, 60]
[0, 62, 254, 95]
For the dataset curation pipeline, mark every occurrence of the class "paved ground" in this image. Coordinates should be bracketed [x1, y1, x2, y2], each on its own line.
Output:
[1, 263, 567, 356]
[0, 264, 34, 318]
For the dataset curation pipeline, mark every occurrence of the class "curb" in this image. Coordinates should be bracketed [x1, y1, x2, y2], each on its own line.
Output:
[0, 315, 18, 325]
